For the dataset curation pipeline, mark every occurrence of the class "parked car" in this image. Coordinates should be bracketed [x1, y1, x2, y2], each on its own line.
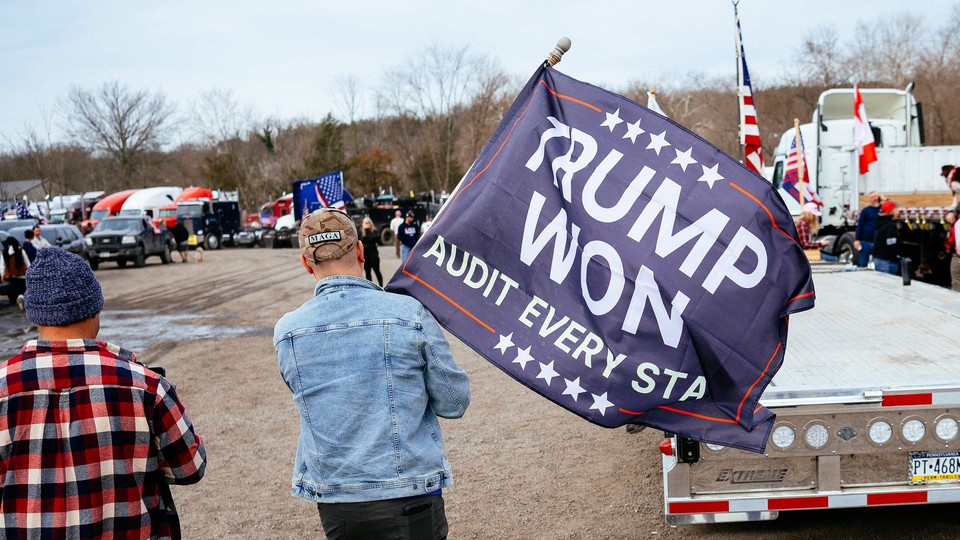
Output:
[6, 224, 88, 260]
[261, 213, 298, 248]
[85, 216, 173, 270]
[0, 218, 38, 232]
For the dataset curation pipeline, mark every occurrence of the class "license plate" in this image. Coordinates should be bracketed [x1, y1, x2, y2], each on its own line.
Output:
[100, 252, 113, 258]
[910, 452, 960, 483]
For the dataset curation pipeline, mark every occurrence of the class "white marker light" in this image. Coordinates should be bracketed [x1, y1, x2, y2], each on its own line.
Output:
[935, 417, 959, 442]
[902, 419, 926, 443]
[771, 425, 796, 449]
[804, 424, 829, 449]
[704, 443, 725, 452]
[868, 420, 893, 445]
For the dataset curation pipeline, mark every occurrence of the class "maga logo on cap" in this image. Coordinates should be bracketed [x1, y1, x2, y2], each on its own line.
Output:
[307, 231, 343, 245]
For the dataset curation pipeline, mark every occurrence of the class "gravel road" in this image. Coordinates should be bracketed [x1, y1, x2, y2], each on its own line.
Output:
[18, 246, 957, 539]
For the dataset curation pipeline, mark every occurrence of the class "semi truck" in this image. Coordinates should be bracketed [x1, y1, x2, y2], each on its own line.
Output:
[768, 87, 960, 286]
[659, 267, 960, 523]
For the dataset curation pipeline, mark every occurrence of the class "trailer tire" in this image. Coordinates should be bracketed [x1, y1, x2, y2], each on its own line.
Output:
[835, 233, 857, 265]
[380, 227, 394, 246]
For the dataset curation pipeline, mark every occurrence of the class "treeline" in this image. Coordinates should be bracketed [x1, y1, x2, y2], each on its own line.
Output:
[2, 8, 958, 209]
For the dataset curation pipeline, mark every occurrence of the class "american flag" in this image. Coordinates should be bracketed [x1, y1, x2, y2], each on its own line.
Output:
[782, 131, 823, 206]
[313, 171, 345, 210]
[15, 199, 31, 219]
[735, 5, 763, 175]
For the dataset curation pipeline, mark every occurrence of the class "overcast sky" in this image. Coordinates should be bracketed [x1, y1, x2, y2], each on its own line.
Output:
[2, 0, 956, 149]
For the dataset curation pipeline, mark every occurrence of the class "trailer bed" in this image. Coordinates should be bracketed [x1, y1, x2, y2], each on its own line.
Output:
[765, 267, 960, 401]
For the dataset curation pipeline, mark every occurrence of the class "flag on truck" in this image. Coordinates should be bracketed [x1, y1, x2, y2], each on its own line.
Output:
[386, 64, 815, 452]
[735, 4, 763, 175]
[781, 132, 823, 206]
[854, 84, 878, 174]
[293, 171, 354, 221]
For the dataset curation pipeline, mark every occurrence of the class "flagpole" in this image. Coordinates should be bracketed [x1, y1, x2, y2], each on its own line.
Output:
[795, 118, 805, 207]
[733, 1, 745, 163]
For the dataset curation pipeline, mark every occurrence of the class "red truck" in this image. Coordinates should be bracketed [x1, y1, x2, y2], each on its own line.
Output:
[80, 190, 138, 234]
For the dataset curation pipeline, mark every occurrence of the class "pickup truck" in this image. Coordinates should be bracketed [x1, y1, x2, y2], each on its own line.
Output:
[85, 216, 173, 270]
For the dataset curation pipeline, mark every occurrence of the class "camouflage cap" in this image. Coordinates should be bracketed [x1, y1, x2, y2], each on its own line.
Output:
[299, 208, 358, 264]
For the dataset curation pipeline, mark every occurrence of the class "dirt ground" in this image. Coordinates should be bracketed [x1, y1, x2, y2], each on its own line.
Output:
[66, 247, 960, 539]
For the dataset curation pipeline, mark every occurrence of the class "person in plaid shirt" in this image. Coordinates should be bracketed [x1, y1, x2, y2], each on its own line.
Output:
[0, 248, 206, 538]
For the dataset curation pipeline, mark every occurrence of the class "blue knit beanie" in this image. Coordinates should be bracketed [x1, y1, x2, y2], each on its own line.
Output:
[24, 248, 103, 326]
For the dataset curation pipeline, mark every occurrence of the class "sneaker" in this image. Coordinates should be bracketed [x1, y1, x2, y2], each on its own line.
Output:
[16, 295, 25, 312]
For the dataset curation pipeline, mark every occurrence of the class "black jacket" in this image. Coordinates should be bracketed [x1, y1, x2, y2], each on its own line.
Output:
[872, 215, 900, 261]
[360, 229, 380, 261]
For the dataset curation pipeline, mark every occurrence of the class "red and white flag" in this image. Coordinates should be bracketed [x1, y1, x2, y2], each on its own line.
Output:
[853, 85, 878, 174]
[735, 6, 763, 175]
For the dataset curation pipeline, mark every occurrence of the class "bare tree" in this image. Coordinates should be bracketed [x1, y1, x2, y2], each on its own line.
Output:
[63, 81, 175, 182]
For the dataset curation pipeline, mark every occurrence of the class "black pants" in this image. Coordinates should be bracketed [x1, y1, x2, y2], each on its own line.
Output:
[0, 278, 25, 304]
[317, 494, 447, 540]
[365, 257, 383, 286]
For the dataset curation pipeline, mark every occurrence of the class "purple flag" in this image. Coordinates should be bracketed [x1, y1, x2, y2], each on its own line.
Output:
[387, 66, 815, 452]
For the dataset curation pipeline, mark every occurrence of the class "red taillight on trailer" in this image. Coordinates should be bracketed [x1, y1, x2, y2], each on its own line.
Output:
[659, 439, 674, 456]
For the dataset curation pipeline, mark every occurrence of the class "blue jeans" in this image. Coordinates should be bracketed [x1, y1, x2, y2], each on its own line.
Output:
[401, 244, 413, 264]
[873, 257, 898, 275]
[857, 240, 874, 268]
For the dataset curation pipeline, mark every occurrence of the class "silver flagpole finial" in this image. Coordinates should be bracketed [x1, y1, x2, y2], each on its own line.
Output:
[547, 37, 572, 66]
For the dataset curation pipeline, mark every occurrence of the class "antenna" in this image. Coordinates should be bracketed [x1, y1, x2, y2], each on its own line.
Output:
[547, 37, 572, 66]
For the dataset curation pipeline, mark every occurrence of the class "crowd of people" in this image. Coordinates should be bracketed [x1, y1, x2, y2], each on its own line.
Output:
[799, 187, 960, 291]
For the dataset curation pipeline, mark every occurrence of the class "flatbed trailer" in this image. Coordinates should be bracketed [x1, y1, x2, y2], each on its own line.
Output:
[661, 266, 960, 524]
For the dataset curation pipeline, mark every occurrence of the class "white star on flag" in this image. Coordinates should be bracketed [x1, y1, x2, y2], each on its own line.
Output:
[646, 131, 670, 155]
[589, 392, 615, 416]
[671, 147, 697, 171]
[494, 333, 514, 354]
[561, 377, 587, 402]
[601, 108, 623, 132]
[697, 163, 724, 189]
[536, 361, 560, 386]
[622, 118, 645, 144]
[512, 346, 534, 370]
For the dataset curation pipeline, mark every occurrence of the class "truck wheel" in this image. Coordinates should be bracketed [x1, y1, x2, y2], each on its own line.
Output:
[117, 259, 127, 268]
[89, 259, 99, 271]
[380, 227, 394, 246]
[835, 233, 857, 265]
[160, 244, 171, 264]
[134, 247, 146, 268]
[205, 233, 220, 250]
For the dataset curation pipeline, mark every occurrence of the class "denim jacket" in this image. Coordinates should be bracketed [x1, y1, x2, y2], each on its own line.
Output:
[274, 276, 471, 503]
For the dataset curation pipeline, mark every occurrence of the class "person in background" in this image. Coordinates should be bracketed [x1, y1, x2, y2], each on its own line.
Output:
[360, 216, 383, 286]
[421, 214, 434, 235]
[942, 165, 959, 207]
[397, 211, 421, 264]
[275, 209, 470, 539]
[390, 209, 404, 258]
[0, 236, 29, 307]
[795, 202, 827, 250]
[170, 220, 190, 263]
[872, 200, 901, 275]
[945, 209, 959, 291]
[854, 192, 881, 267]
[31, 225, 52, 249]
[22, 228, 37, 262]
[0, 248, 206, 537]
